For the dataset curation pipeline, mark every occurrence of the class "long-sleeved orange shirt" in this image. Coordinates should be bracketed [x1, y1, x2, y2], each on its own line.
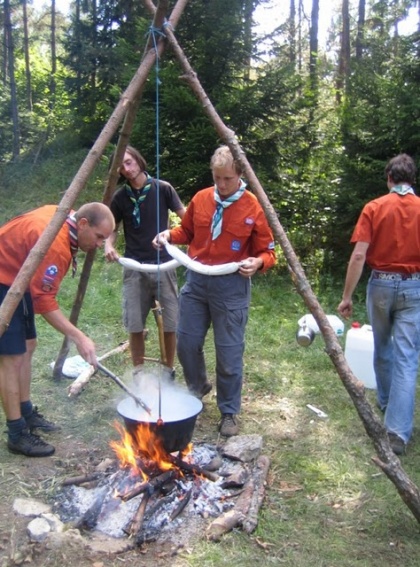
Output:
[170, 186, 276, 272]
[0, 205, 73, 314]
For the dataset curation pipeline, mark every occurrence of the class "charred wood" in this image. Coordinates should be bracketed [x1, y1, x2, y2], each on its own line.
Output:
[129, 490, 151, 536]
[169, 454, 219, 482]
[170, 487, 192, 521]
[242, 455, 270, 534]
[120, 470, 176, 502]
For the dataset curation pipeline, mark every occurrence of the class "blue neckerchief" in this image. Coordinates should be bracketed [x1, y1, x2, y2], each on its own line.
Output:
[125, 174, 153, 227]
[390, 184, 415, 196]
[211, 179, 246, 240]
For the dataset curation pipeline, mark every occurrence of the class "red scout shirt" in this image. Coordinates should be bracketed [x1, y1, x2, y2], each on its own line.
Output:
[169, 186, 276, 272]
[351, 192, 420, 273]
[0, 205, 73, 313]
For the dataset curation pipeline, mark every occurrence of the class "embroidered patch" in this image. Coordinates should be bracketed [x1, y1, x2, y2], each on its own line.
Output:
[244, 217, 254, 225]
[42, 265, 58, 291]
[231, 240, 241, 251]
[268, 241, 275, 250]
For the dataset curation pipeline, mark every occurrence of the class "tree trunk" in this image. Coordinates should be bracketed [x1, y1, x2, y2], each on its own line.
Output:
[355, 0, 366, 60]
[4, 0, 20, 158]
[22, 0, 33, 111]
[309, 0, 319, 96]
[0, 0, 187, 336]
[288, 0, 296, 64]
[50, 0, 57, 105]
[336, 0, 350, 104]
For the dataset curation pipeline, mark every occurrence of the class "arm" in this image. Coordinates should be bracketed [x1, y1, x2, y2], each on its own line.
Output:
[337, 241, 370, 319]
[104, 225, 120, 262]
[42, 309, 97, 366]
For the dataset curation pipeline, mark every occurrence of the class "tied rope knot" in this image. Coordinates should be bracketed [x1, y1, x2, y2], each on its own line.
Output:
[211, 180, 246, 240]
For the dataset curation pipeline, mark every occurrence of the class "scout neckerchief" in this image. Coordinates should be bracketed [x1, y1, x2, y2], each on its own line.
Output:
[211, 179, 246, 240]
[390, 184, 415, 196]
[125, 174, 153, 228]
[65, 214, 78, 277]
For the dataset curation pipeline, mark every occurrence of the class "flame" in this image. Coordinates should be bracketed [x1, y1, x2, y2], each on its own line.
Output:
[110, 421, 180, 479]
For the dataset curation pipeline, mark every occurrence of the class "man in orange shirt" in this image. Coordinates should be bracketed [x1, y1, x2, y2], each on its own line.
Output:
[338, 154, 420, 455]
[0, 203, 115, 457]
[154, 146, 276, 436]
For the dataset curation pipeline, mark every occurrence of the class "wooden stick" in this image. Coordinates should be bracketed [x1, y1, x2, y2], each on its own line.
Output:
[129, 490, 151, 536]
[67, 341, 129, 397]
[120, 470, 176, 502]
[242, 455, 270, 534]
[170, 486, 192, 521]
[61, 472, 102, 487]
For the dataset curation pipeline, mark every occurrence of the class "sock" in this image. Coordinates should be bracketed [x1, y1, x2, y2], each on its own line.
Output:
[7, 417, 27, 442]
[20, 400, 33, 419]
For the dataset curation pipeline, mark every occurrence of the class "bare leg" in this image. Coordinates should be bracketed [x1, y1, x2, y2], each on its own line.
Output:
[19, 339, 36, 403]
[164, 331, 176, 369]
[129, 331, 145, 366]
[0, 354, 24, 420]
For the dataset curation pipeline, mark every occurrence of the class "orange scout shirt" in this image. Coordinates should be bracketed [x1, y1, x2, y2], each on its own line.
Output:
[351, 192, 420, 273]
[169, 186, 276, 272]
[0, 205, 73, 314]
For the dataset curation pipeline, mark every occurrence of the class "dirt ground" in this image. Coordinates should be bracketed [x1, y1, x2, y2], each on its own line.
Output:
[0, 405, 237, 567]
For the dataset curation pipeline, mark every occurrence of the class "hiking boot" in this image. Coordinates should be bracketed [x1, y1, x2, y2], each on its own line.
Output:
[219, 414, 239, 437]
[388, 432, 406, 456]
[25, 407, 61, 433]
[7, 430, 55, 457]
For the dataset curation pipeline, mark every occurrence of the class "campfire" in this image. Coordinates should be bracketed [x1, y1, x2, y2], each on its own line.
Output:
[53, 418, 270, 545]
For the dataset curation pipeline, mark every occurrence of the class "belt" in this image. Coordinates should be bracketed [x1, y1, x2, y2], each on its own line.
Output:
[371, 270, 420, 281]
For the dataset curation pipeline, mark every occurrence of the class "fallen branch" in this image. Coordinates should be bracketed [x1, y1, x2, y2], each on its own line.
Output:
[67, 341, 129, 396]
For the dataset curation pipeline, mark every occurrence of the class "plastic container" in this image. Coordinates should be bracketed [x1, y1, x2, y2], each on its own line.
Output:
[344, 324, 376, 389]
[298, 314, 345, 337]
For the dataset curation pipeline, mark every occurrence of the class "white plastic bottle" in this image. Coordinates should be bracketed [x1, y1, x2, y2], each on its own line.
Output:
[344, 323, 376, 389]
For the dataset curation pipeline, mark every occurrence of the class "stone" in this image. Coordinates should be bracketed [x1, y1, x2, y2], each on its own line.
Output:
[27, 517, 51, 542]
[221, 434, 263, 462]
[13, 497, 52, 517]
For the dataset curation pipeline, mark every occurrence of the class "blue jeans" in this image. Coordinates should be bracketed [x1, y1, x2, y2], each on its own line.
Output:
[177, 271, 250, 415]
[367, 275, 420, 443]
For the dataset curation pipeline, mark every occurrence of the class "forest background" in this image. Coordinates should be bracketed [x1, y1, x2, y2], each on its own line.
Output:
[1, 0, 420, 280]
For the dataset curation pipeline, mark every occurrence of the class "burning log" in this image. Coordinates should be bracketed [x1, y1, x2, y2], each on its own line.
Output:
[120, 470, 176, 502]
[169, 454, 219, 482]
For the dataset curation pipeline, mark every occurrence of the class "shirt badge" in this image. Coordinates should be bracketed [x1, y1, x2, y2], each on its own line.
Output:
[244, 217, 254, 225]
[42, 265, 58, 292]
[231, 240, 241, 251]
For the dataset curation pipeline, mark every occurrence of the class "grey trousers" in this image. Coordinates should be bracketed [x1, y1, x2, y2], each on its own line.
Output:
[177, 270, 250, 414]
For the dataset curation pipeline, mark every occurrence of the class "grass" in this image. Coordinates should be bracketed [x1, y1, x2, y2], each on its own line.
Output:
[1, 153, 420, 566]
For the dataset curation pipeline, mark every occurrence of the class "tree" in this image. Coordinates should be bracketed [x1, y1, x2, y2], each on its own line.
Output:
[4, 0, 20, 158]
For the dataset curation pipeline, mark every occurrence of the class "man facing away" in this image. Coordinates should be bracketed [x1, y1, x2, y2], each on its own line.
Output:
[153, 145, 276, 437]
[0, 202, 115, 457]
[105, 146, 185, 375]
[338, 153, 420, 455]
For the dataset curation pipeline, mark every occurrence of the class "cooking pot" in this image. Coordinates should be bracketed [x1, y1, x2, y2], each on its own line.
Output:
[117, 388, 203, 454]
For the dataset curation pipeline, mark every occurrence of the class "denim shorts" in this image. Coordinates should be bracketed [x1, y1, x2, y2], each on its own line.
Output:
[0, 285, 36, 355]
